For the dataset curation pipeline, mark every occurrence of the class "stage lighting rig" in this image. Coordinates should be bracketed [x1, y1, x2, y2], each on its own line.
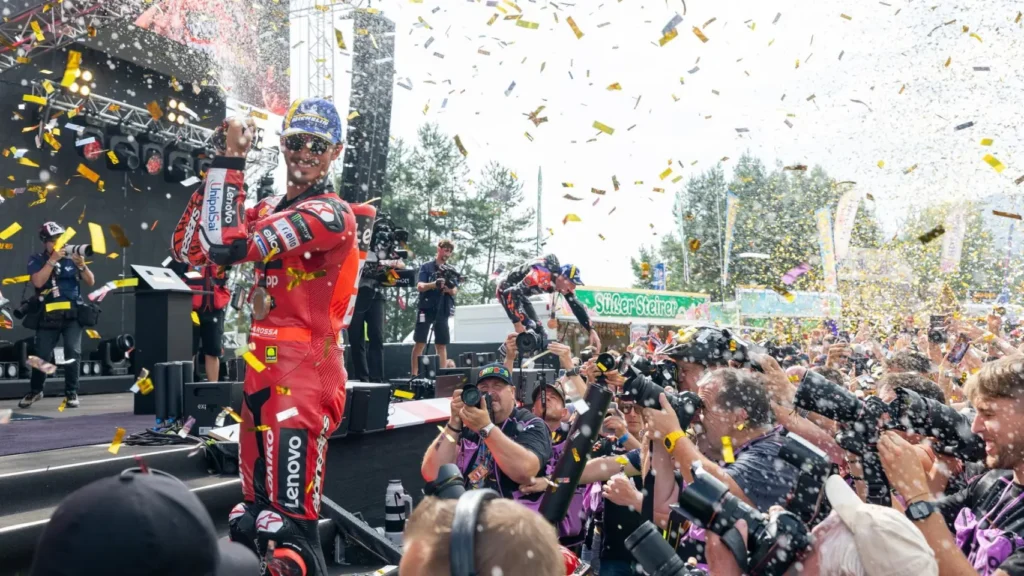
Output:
[193, 148, 214, 179]
[139, 134, 167, 176]
[107, 127, 140, 171]
[75, 125, 105, 161]
[165, 143, 196, 183]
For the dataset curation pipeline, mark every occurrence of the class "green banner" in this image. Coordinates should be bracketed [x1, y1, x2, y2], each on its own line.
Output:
[567, 287, 710, 321]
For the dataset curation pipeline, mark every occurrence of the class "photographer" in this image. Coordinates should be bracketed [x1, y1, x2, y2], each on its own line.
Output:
[411, 239, 458, 377]
[399, 495, 562, 576]
[496, 254, 600, 351]
[18, 222, 96, 409]
[879, 356, 1024, 576]
[420, 363, 552, 496]
[348, 220, 406, 382]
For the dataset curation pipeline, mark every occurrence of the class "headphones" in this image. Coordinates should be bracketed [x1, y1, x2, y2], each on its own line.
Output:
[449, 488, 499, 576]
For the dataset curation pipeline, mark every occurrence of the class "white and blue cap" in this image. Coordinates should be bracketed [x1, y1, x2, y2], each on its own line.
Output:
[281, 97, 344, 145]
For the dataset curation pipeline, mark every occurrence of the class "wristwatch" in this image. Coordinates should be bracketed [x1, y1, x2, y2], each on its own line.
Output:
[905, 499, 938, 522]
[479, 423, 495, 439]
[663, 430, 686, 452]
[566, 366, 582, 377]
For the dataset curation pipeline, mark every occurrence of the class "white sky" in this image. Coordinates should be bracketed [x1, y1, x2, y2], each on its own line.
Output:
[289, 0, 1024, 288]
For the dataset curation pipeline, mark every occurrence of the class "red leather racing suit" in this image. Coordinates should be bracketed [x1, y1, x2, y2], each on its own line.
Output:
[172, 156, 375, 524]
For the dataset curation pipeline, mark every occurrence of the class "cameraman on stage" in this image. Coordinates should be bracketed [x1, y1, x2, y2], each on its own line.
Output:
[411, 239, 459, 377]
[18, 222, 95, 409]
[496, 254, 600, 351]
[348, 216, 408, 382]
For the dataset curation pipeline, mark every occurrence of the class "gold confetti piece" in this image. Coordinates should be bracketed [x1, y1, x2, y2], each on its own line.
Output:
[486, 13, 499, 25]
[659, 168, 673, 180]
[659, 28, 678, 46]
[516, 19, 539, 29]
[3, 275, 30, 285]
[243, 351, 267, 373]
[106, 150, 120, 165]
[61, 50, 81, 88]
[691, 27, 708, 42]
[919, 225, 946, 244]
[276, 386, 292, 396]
[224, 407, 243, 423]
[607, 82, 622, 90]
[1017, 12, 1022, 23]
[0, 222, 21, 240]
[109, 224, 130, 247]
[191, 311, 201, 325]
[653, 188, 665, 193]
[566, 16, 583, 39]
[252, 425, 271, 432]
[42, 80, 54, 94]
[591, 188, 606, 195]
[112, 278, 138, 289]
[840, 13, 852, 20]
[970, 32, 982, 42]
[722, 436, 735, 463]
[593, 120, 614, 135]
[772, 286, 796, 303]
[286, 268, 326, 291]
[993, 210, 1022, 220]
[524, 132, 534, 141]
[59, 397, 68, 412]
[453, 135, 468, 156]
[877, 160, 885, 168]
[43, 132, 60, 151]
[86, 222, 107, 254]
[612, 175, 620, 191]
[672, 175, 683, 183]
[108, 427, 126, 454]
[703, 17, 717, 28]
[77, 163, 99, 183]
[107, 253, 118, 259]
[1015, 175, 1024, 185]
[138, 378, 153, 395]
[983, 154, 1005, 173]
[394, 389, 415, 399]
[899, 84, 906, 94]
[783, 165, 808, 171]
[30, 20, 44, 41]
[562, 182, 574, 188]
[51, 227, 75, 253]
[981, 138, 994, 146]
[944, 56, 952, 67]
[345, 110, 359, 120]
[904, 164, 918, 174]
[86, 329, 100, 339]
[563, 213, 582, 224]
[23, 94, 47, 106]
[688, 238, 702, 252]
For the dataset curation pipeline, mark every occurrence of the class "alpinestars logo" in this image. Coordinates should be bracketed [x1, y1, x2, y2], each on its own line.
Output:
[180, 204, 200, 260]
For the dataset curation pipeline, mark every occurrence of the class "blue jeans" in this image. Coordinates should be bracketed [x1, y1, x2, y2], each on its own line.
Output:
[599, 559, 636, 576]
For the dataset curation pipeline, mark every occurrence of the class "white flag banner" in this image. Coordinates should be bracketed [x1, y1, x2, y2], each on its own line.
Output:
[833, 189, 864, 262]
[940, 207, 968, 274]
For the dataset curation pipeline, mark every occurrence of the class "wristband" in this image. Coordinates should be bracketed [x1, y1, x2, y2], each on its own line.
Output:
[616, 432, 630, 447]
[48, 260, 59, 267]
[446, 422, 462, 433]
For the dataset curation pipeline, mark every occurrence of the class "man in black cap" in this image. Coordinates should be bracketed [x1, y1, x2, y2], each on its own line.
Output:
[31, 470, 258, 576]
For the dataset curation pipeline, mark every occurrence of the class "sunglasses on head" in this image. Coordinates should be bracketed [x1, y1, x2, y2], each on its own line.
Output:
[283, 134, 332, 155]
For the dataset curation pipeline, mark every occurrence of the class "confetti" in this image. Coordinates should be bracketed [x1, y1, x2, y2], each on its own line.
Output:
[954, 121, 974, 131]
[453, 135, 468, 156]
[721, 436, 735, 463]
[563, 213, 582, 225]
[147, 101, 163, 121]
[61, 50, 81, 87]
[77, 163, 100, 183]
[1016, 175, 1024, 185]
[983, 154, 1005, 173]
[688, 238, 701, 252]
[659, 28, 679, 46]
[191, 311, 201, 325]
[593, 121, 614, 135]
[108, 427, 126, 454]
[607, 82, 622, 90]
[516, 19, 539, 29]
[970, 33, 982, 42]
[918, 225, 946, 244]
[877, 160, 885, 168]
[692, 27, 709, 43]
[783, 165, 808, 171]
[566, 16, 583, 39]
[242, 351, 267, 373]
[974, 67, 991, 72]
[993, 211, 1022, 220]
[772, 286, 796, 303]
[504, 81, 516, 96]
[3, 275, 30, 285]
[659, 168, 673, 180]
[394, 389, 415, 400]
[612, 175, 620, 191]
[945, 56, 952, 67]
[662, 13, 683, 35]
[981, 138, 994, 146]
[86, 329, 101, 339]
[18, 157, 39, 168]
[903, 164, 918, 174]
[109, 224, 131, 248]
[0, 223, 21, 240]
[782, 263, 811, 285]
[27, 355, 57, 375]
[58, 397, 67, 412]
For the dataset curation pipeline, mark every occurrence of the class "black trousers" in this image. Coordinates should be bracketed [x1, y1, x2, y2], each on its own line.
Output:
[29, 320, 82, 394]
[347, 286, 385, 382]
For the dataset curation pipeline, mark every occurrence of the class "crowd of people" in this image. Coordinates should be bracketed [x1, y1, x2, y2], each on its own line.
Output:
[415, 310, 1024, 576]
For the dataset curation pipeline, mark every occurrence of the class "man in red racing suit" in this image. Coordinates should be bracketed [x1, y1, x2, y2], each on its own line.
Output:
[171, 99, 375, 576]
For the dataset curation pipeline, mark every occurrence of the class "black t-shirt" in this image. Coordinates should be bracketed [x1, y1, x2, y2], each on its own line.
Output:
[457, 407, 552, 498]
[938, 470, 1024, 575]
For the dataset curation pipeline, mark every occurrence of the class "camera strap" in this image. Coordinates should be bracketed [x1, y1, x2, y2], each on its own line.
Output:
[719, 526, 750, 572]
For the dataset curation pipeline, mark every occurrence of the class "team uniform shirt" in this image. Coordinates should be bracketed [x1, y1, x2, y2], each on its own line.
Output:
[938, 470, 1024, 575]
[27, 254, 81, 303]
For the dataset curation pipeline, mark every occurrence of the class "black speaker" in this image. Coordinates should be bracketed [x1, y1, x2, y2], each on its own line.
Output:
[458, 352, 475, 368]
[332, 382, 391, 438]
[183, 381, 244, 435]
[152, 362, 169, 422]
[475, 352, 496, 366]
[167, 361, 183, 421]
[226, 357, 247, 382]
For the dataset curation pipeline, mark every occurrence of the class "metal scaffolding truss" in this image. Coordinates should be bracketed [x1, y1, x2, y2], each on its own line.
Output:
[289, 0, 369, 102]
[0, 0, 146, 75]
[28, 81, 279, 181]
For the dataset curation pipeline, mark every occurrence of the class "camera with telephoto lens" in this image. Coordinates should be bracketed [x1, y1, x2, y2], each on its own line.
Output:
[515, 325, 548, 357]
[424, 463, 466, 500]
[671, 462, 812, 576]
[63, 244, 94, 257]
[614, 353, 702, 429]
[625, 521, 706, 576]
[888, 387, 985, 461]
[11, 298, 34, 320]
[777, 433, 833, 526]
[794, 370, 890, 455]
[364, 215, 410, 285]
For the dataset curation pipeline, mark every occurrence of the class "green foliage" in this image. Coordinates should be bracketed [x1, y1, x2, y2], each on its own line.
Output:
[632, 154, 884, 300]
[379, 124, 536, 342]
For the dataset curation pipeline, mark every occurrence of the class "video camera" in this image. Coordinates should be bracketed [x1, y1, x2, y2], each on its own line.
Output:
[632, 460, 813, 576]
[364, 215, 412, 287]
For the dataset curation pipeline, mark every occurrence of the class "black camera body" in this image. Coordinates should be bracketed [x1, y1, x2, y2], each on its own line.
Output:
[615, 353, 701, 430]
[672, 462, 811, 576]
[777, 433, 833, 526]
[515, 326, 548, 357]
[364, 215, 411, 288]
[435, 263, 461, 287]
[889, 387, 985, 461]
[424, 463, 466, 500]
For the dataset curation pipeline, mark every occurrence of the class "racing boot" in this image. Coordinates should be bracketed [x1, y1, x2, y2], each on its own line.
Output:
[255, 508, 329, 576]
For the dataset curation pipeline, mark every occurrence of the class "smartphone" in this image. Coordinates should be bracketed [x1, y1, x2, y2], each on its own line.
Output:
[947, 333, 970, 364]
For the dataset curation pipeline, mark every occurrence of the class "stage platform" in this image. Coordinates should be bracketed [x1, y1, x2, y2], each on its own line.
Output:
[0, 374, 135, 401]
[0, 391, 450, 574]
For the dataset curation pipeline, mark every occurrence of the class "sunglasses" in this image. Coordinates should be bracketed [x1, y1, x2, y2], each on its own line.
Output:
[618, 402, 636, 414]
[283, 134, 332, 155]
